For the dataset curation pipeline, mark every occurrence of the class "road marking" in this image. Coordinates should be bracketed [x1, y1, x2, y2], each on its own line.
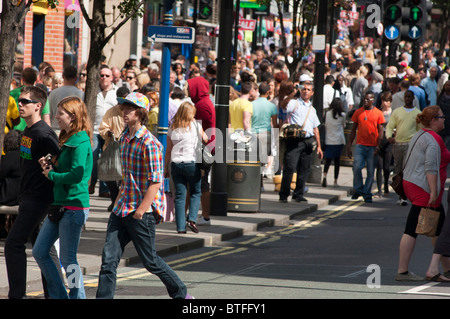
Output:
[398, 282, 450, 297]
[26, 199, 364, 297]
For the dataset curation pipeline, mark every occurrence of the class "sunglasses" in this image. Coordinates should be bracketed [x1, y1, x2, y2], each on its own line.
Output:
[126, 76, 134, 80]
[100, 74, 111, 78]
[18, 98, 39, 105]
[79, 73, 86, 77]
[434, 116, 445, 119]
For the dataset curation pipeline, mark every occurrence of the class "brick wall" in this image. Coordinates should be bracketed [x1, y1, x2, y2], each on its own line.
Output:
[23, 1, 83, 73]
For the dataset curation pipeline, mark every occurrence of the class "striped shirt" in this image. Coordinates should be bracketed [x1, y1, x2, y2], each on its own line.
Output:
[113, 125, 165, 222]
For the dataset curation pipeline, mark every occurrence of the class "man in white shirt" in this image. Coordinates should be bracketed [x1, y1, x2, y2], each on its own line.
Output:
[48, 65, 84, 133]
[90, 66, 117, 196]
[279, 83, 323, 203]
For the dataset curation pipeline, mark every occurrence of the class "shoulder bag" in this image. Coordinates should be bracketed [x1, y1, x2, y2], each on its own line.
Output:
[390, 131, 426, 200]
[281, 101, 311, 140]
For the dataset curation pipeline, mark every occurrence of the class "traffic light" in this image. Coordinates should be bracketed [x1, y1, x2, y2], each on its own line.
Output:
[402, 0, 431, 43]
[384, 0, 402, 43]
[199, 0, 212, 19]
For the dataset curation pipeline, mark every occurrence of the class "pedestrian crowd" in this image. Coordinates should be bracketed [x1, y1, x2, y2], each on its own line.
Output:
[0, 35, 450, 298]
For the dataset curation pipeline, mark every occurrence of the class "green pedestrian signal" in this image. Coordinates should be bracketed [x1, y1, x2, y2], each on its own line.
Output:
[386, 4, 401, 21]
[410, 6, 422, 22]
[199, 0, 212, 19]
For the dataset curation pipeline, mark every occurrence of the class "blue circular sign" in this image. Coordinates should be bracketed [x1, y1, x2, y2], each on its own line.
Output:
[384, 25, 399, 40]
[408, 25, 421, 40]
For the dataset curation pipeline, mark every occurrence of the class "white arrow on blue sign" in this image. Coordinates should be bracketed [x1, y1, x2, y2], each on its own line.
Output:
[384, 25, 399, 40]
[408, 25, 421, 40]
[147, 26, 195, 44]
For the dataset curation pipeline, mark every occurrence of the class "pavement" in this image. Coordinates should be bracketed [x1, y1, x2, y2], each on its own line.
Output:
[0, 165, 357, 298]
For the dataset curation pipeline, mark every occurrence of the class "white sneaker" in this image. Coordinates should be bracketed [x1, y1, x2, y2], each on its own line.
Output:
[397, 199, 408, 206]
[197, 216, 211, 226]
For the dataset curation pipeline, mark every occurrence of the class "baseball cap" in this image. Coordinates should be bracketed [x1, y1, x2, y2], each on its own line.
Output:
[117, 92, 149, 112]
[299, 74, 313, 83]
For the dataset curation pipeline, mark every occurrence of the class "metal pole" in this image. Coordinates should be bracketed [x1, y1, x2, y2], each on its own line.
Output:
[233, 0, 240, 65]
[159, 0, 175, 190]
[309, 0, 328, 185]
[210, 0, 233, 216]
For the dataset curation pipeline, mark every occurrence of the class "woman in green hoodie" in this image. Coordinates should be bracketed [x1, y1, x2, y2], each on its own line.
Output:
[33, 96, 93, 299]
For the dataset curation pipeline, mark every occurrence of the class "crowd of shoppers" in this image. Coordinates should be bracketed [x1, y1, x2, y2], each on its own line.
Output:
[0, 33, 449, 298]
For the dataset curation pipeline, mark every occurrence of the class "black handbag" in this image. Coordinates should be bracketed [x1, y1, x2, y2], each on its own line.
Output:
[46, 205, 65, 223]
[281, 101, 311, 140]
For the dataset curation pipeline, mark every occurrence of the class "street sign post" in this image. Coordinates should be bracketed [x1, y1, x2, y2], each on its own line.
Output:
[147, 25, 195, 44]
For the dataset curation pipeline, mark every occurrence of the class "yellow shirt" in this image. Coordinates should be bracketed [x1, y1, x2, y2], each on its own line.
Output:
[148, 107, 159, 136]
[229, 98, 253, 131]
[5, 96, 19, 135]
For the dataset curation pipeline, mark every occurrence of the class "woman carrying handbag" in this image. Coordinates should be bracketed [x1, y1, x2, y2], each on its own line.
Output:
[396, 105, 450, 282]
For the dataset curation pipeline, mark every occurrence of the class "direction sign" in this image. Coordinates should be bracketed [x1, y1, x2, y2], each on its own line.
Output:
[384, 25, 400, 40]
[147, 26, 195, 44]
[408, 25, 422, 40]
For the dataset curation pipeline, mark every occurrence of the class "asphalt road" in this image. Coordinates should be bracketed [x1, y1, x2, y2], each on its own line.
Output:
[62, 193, 450, 302]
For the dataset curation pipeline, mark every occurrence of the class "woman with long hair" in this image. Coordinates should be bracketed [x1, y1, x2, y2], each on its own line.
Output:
[33, 96, 93, 298]
[322, 98, 346, 187]
[164, 102, 208, 234]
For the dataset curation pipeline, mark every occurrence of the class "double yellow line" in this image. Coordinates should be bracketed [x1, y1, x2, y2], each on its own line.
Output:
[27, 199, 365, 297]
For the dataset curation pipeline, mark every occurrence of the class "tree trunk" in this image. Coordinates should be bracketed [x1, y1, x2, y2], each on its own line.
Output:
[83, 0, 107, 124]
[0, 1, 28, 163]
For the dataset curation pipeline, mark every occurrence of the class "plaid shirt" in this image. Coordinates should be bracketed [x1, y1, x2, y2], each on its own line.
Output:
[113, 125, 165, 222]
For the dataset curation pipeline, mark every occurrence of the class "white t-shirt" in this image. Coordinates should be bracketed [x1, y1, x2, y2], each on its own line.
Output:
[168, 121, 200, 163]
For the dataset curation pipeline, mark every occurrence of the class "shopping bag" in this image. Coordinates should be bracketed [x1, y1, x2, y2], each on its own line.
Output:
[416, 207, 440, 237]
[98, 138, 122, 181]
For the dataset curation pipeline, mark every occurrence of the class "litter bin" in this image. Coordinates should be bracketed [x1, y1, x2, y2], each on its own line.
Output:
[227, 130, 261, 212]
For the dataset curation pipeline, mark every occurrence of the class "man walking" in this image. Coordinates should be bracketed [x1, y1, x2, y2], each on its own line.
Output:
[4, 86, 60, 299]
[90, 66, 117, 197]
[386, 90, 421, 205]
[279, 82, 323, 203]
[96, 93, 192, 299]
[347, 91, 385, 203]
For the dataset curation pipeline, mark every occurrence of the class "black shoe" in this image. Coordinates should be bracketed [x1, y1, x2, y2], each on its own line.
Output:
[279, 198, 288, 203]
[322, 177, 327, 187]
[293, 196, 308, 202]
[351, 193, 360, 200]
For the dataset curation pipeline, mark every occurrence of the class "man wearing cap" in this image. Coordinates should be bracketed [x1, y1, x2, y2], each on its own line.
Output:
[96, 92, 193, 299]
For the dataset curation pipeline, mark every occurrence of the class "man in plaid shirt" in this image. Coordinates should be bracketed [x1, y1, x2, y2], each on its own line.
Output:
[96, 93, 193, 299]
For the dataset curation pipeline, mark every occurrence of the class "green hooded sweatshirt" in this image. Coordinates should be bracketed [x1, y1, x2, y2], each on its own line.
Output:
[48, 131, 93, 208]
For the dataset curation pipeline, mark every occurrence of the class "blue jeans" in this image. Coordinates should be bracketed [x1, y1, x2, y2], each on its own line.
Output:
[171, 162, 201, 232]
[353, 144, 376, 199]
[96, 212, 187, 299]
[32, 208, 89, 299]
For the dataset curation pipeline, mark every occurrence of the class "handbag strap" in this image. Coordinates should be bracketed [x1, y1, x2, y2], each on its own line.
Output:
[301, 105, 312, 130]
[402, 130, 427, 170]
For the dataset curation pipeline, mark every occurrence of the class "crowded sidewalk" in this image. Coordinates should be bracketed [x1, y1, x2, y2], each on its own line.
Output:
[0, 165, 356, 298]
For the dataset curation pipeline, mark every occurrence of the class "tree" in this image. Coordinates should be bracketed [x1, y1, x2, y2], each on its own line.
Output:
[79, 0, 146, 123]
[257, 0, 317, 81]
[431, 0, 450, 57]
[0, 0, 59, 161]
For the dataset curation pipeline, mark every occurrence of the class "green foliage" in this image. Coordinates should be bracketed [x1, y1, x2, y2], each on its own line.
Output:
[116, 0, 145, 19]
